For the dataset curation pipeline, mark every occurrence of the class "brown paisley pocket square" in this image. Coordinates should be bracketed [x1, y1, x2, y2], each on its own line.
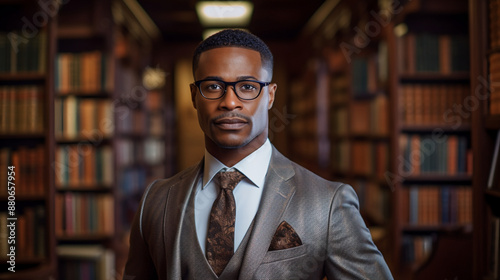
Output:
[268, 221, 302, 251]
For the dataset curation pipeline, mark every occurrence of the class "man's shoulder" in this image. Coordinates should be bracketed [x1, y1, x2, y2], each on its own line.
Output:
[145, 163, 201, 199]
[273, 148, 346, 191]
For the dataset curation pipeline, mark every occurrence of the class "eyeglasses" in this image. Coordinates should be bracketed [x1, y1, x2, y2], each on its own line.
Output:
[194, 79, 271, 100]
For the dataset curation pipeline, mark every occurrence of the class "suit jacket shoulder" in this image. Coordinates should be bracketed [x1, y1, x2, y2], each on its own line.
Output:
[139, 163, 201, 238]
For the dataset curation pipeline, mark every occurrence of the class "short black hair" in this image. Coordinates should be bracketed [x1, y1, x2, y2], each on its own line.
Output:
[192, 29, 274, 79]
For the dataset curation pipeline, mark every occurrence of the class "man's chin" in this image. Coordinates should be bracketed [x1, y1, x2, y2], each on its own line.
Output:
[214, 139, 247, 149]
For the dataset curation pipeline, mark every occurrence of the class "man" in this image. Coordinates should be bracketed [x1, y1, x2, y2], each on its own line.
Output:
[124, 29, 393, 280]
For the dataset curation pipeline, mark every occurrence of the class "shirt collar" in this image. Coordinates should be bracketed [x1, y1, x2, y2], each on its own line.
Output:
[202, 139, 272, 189]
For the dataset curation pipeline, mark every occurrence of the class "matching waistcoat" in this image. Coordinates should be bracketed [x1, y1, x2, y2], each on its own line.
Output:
[180, 181, 254, 280]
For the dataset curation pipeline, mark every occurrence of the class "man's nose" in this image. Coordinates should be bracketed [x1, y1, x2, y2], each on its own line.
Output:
[219, 86, 242, 110]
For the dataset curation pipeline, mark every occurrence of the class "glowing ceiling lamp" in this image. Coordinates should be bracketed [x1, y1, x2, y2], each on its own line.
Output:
[196, 1, 254, 27]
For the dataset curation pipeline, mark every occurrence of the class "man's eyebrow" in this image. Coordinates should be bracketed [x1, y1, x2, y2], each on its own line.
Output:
[201, 76, 259, 81]
[236, 76, 259, 81]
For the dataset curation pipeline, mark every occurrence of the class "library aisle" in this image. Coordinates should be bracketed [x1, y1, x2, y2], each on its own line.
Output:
[0, 0, 498, 279]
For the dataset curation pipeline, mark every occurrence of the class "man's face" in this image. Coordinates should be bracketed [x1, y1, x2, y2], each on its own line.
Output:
[191, 47, 276, 150]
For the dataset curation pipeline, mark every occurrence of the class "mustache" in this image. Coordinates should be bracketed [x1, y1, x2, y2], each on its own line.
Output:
[212, 112, 251, 123]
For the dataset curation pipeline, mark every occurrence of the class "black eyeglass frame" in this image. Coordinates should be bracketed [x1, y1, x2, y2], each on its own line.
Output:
[193, 78, 271, 100]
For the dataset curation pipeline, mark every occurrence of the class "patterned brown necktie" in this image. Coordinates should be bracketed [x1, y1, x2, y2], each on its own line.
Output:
[206, 170, 245, 276]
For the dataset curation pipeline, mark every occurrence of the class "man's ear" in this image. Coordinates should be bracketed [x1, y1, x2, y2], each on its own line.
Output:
[190, 83, 197, 109]
[267, 83, 277, 110]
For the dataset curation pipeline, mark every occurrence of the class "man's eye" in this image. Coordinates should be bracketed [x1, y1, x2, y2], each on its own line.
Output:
[206, 83, 223, 91]
[239, 83, 257, 91]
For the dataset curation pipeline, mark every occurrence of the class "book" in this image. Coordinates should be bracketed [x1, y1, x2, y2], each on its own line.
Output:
[56, 51, 112, 94]
[400, 134, 470, 175]
[57, 245, 115, 280]
[0, 31, 46, 74]
[56, 193, 114, 236]
[399, 32, 469, 75]
[488, 130, 500, 189]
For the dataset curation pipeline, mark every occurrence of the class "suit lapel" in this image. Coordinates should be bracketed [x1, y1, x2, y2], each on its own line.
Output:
[239, 147, 296, 280]
[164, 160, 203, 279]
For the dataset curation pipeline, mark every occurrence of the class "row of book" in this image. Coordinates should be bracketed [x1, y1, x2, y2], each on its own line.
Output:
[57, 245, 114, 280]
[351, 56, 379, 95]
[55, 51, 114, 94]
[0, 206, 45, 258]
[0, 86, 44, 134]
[402, 186, 472, 225]
[116, 106, 165, 137]
[490, 0, 500, 50]
[400, 83, 470, 126]
[116, 138, 165, 167]
[489, 52, 500, 115]
[331, 140, 389, 179]
[329, 73, 349, 105]
[349, 94, 389, 136]
[55, 96, 114, 140]
[397, 33, 469, 74]
[55, 193, 114, 236]
[0, 31, 46, 74]
[54, 145, 113, 188]
[402, 235, 433, 265]
[0, 146, 45, 196]
[399, 134, 472, 175]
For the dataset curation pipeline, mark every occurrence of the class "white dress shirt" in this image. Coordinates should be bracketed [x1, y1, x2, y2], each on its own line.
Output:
[194, 139, 272, 254]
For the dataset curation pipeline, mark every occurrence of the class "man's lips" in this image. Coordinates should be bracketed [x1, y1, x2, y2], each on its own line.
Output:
[213, 117, 248, 130]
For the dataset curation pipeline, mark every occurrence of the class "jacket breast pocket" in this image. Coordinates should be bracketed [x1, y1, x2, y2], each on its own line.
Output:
[261, 244, 308, 264]
[255, 245, 323, 280]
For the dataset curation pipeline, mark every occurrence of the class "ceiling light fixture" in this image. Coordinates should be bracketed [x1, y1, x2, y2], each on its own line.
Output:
[196, 1, 254, 27]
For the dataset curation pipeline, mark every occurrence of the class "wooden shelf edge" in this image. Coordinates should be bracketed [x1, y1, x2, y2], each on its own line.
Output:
[0, 133, 45, 139]
[0, 257, 46, 263]
[402, 223, 472, 233]
[57, 26, 104, 39]
[400, 124, 471, 133]
[399, 73, 470, 83]
[56, 186, 114, 192]
[0, 195, 45, 201]
[0, 73, 46, 81]
[57, 234, 114, 241]
[485, 189, 500, 199]
[401, 174, 472, 183]
[55, 137, 112, 144]
[484, 115, 500, 130]
[55, 91, 113, 98]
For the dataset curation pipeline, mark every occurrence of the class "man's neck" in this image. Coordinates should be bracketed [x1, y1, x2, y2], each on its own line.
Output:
[205, 135, 267, 167]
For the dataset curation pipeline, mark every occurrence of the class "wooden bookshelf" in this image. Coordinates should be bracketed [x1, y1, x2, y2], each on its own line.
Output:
[288, 0, 475, 278]
[387, 0, 474, 278]
[470, 0, 500, 279]
[287, 0, 393, 269]
[53, 2, 118, 279]
[0, 0, 57, 278]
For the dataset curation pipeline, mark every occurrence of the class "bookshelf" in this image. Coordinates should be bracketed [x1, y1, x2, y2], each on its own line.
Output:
[470, 0, 500, 279]
[287, 0, 393, 266]
[387, 0, 473, 278]
[54, 1, 118, 279]
[288, 59, 329, 175]
[0, 1, 56, 279]
[331, 47, 391, 225]
[288, 0, 475, 278]
[51, 0, 162, 279]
